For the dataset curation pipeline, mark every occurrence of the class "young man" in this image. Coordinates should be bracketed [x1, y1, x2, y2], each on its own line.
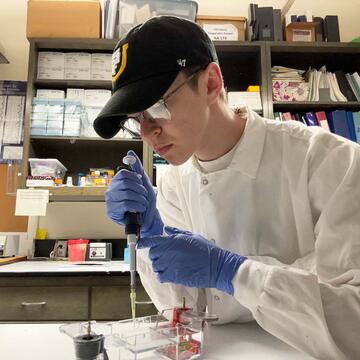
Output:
[94, 16, 360, 359]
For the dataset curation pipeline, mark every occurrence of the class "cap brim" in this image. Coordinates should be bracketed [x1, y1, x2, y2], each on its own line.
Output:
[94, 71, 179, 139]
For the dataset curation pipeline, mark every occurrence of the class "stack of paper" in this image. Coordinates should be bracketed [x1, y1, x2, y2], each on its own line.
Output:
[272, 66, 305, 81]
[272, 66, 309, 101]
[305, 66, 347, 102]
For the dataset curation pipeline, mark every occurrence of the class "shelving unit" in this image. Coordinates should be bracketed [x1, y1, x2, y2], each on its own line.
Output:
[267, 41, 360, 117]
[22, 39, 360, 202]
[22, 38, 152, 202]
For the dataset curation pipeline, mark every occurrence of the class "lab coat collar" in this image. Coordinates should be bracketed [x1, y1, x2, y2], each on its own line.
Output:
[185, 109, 266, 179]
[227, 110, 266, 179]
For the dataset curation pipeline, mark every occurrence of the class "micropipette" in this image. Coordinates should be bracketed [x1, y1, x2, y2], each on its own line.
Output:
[122, 154, 141, 322]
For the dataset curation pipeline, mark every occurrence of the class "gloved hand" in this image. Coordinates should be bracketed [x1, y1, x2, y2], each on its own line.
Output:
[105, 150, 164, 237]
[137, 226, 247, 295]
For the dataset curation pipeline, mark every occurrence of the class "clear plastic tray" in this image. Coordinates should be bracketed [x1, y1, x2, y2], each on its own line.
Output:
[28, 158, 67, 178]
[60, 309, 218, 360]
[119, 0, 198, 36]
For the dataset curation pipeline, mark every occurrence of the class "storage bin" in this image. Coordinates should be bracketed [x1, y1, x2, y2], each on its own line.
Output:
[119, 0, 198, 36]
[28, 158, 67, 179]
[68, 239, 89, 262]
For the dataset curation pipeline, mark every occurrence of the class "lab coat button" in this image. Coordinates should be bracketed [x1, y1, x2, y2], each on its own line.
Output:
[214, 295, 220, 301]
[202, 178, 208, 185]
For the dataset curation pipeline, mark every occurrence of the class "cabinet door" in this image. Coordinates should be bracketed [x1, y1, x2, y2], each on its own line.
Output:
[91, 285, 156, 320]
[0, 286, 88, 321]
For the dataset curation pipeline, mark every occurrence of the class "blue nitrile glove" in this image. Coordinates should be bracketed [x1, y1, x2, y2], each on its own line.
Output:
[137, 226, 247, 295]
[105, 150, 164, 237]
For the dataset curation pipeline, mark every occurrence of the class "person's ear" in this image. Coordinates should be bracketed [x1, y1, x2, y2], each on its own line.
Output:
[203, 63, 224, 105]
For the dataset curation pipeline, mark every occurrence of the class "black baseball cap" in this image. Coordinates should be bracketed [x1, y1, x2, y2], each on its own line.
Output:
[93, 15, 218, 139]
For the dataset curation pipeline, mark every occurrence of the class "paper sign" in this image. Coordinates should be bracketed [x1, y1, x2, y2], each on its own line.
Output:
[2, 145, 23, 160]
[15, 189, 49, 216]
[203, 23, 238, 41]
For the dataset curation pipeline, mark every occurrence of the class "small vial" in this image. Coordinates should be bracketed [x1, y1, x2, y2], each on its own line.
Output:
[66, 176, 73, 186]
[123, 154, 136, 167]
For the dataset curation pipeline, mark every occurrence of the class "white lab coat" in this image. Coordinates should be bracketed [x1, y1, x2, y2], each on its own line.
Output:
[137, 110, 360, 360]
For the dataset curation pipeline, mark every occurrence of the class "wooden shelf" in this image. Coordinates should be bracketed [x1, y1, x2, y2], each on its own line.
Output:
[30, 38, 118, 51]
[273, 101, 360, 111]
[30, 135, 141, 142]
[44, 186, 106, 202]
[269, 41, 360, 53]
[34, 79, 111, 89]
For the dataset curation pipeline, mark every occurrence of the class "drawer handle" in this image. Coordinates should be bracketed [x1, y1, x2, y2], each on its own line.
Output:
[21, 301, 47, 307]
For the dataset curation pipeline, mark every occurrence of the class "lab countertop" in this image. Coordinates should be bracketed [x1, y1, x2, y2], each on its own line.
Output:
[0, 260, 129, 275]
[0, 321, 315, 360]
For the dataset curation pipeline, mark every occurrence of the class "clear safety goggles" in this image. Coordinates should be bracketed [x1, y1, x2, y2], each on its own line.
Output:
[121, 68, 203, 137]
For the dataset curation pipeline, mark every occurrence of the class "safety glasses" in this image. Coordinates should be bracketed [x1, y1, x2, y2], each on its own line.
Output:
[122, 69, 203, 137]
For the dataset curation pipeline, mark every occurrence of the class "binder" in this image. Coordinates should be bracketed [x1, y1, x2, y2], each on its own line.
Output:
[346, 74, 360, 101]
[352, 112, 360, 144]
[282, 112, 292, 121]
[257, 7, 275, 41]
[346, 112, 357, 142]
[315, 111, 330, 131]
[324, 15, 340, 42]
[334, 70, 357, 101]
[327, 110, 351, 140]
[314, 17, 324, 42]
[273, 9, 283, 41]
[351, 72, 360, 99]
[304, 112, 319, 126]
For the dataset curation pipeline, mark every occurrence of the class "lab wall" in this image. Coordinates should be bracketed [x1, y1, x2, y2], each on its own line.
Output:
[0, 0, 359, 241]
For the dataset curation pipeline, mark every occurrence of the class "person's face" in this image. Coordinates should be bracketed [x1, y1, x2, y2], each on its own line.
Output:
[136, 64, 221, 165]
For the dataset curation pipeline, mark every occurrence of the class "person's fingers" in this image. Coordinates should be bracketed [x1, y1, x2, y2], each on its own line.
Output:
[106, 199, 147, 215]
[137, 235, 164, 249]
[111, 168, 143, 184]
[106, 180, 148, 200]
[127, 150, 145, 176]
[106, 188, 149, 207]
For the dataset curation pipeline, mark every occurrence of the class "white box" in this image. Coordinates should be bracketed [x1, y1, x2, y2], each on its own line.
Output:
[63, 128, 80, 136]
[227, 91, 262, 112]
[32, 99, 48, 113]
[64, 118, 81, 129]
[91, 53, 112, 80]
[47, 99, 64, 114]
[36, 89, 65, 99]
[46, 128, 63, 136]
[31, 113, 47, 121]
[48, 114, 64, 122]
[64, 53, 91, 80]
[30, 127, 47, 136]
[84, 89, 111, 107]
[81, 106, 102, 137]
[64, 100, 82, 114]
[67, 88, 85, 104]
[26, 177, 55, 187]
[47, 119, 63, 129]
[37, 52, 65, 79]
[31, 119, 47, 128]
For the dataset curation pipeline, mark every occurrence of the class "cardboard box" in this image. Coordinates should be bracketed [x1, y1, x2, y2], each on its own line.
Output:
[196, 15, 246, 41]
[27, 0, 101, 38]
[285, 22, 316, 42]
